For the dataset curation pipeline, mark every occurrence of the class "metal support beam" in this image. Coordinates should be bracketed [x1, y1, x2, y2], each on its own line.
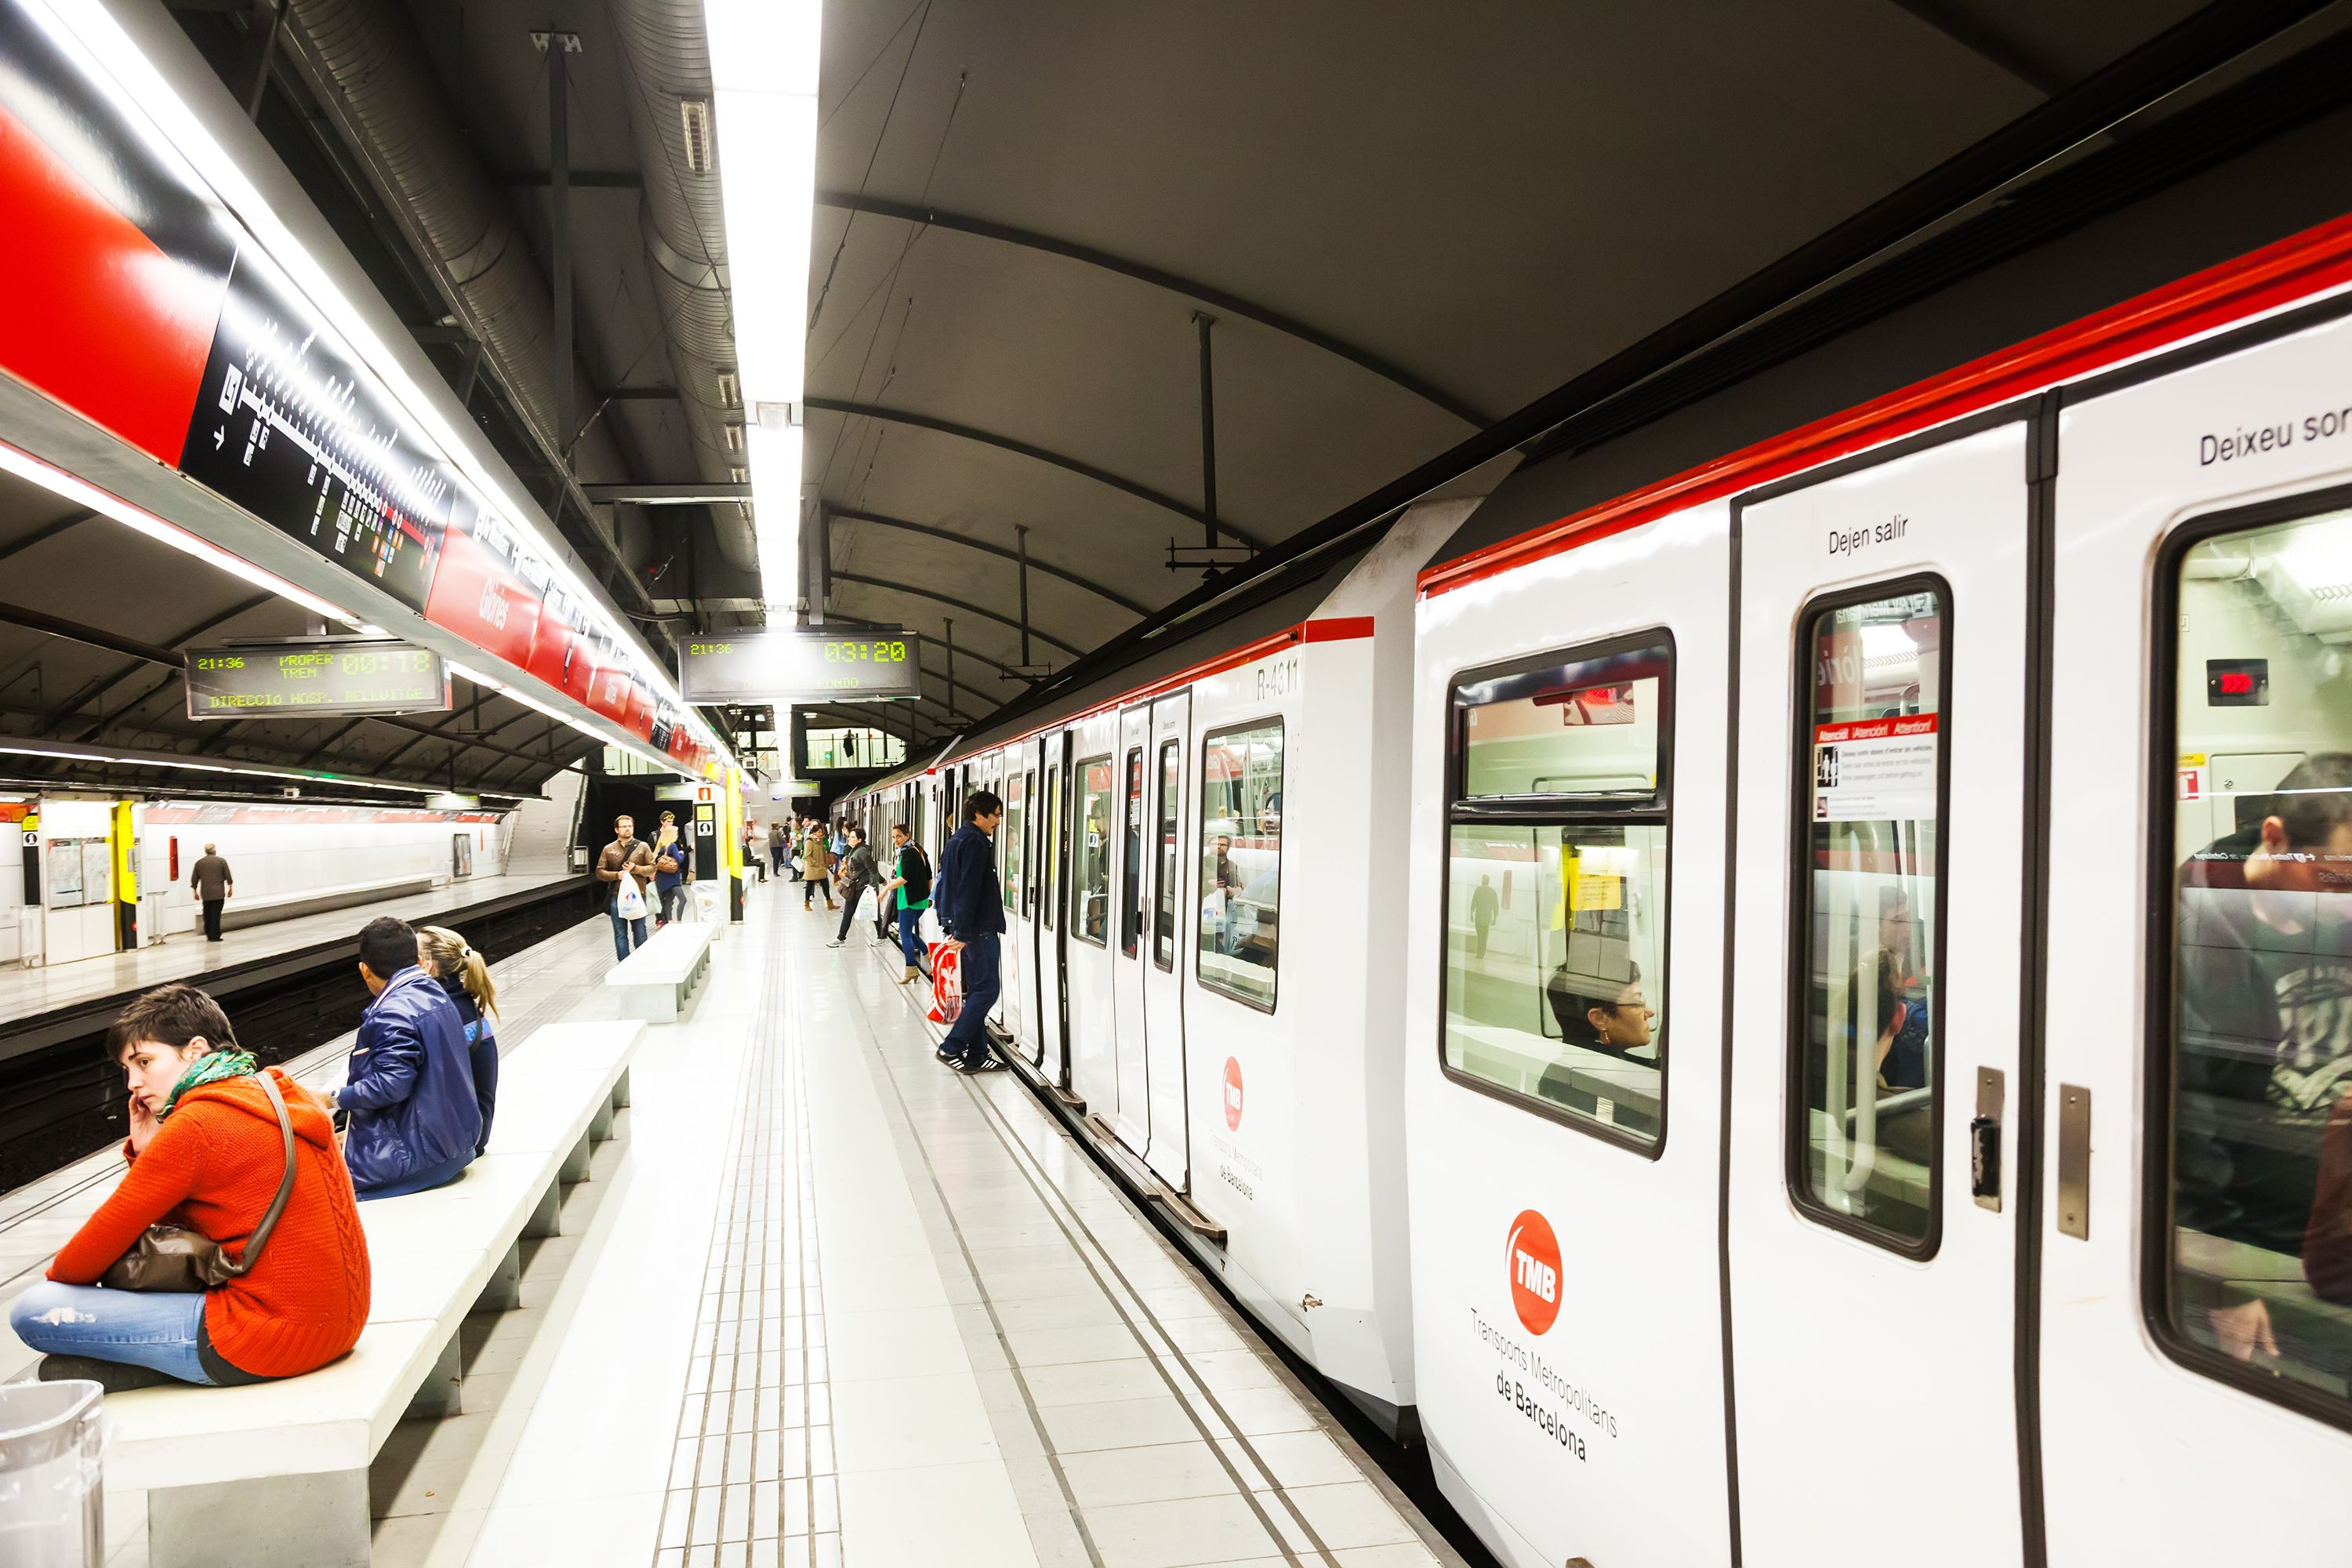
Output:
[1014, 526, 1031, 667]
[0, 510, 96, 566]
[540, 30, 578, 463]
[240, 0, 281, 120]
[804, 399, 1268, 550]
[1193, 313, 1218, 550]
[825, 572, 1082, 659]
[812, 192, 1492, 429]
[65, 593, 276, 743]
[827, 509, 1151, 616]
[942, 619, 955, 720]
[501, 169, 645, 188]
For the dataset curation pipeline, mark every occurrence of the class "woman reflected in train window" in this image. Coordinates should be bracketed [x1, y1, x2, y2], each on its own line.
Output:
[1543, 960, 1655, 1058]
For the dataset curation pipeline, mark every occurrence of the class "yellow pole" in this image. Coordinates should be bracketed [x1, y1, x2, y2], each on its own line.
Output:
[724, 769, 745, 922]
[111, 800, 136, 951]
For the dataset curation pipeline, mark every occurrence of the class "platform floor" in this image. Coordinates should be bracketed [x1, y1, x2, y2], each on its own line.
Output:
[0, 869, 582, 1020]
[5, 878, 1459, 1567]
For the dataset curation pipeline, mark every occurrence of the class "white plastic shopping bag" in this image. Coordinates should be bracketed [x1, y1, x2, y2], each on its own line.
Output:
[615, 877, 648, 920]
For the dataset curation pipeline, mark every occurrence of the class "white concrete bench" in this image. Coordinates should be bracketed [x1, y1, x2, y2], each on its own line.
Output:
[215, 873, 439, 932]
[604, 918, 715, 1022]
[105, 1019, 643, 1568]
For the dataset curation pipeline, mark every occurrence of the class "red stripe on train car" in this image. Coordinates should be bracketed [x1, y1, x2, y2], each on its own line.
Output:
[1301, 615, 1374, 642]
[0, 100, 222, 465]
[1418, 209, 2352, 600]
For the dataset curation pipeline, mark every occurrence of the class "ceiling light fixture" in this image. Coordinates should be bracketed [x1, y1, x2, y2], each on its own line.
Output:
[703, 0, 820, 622]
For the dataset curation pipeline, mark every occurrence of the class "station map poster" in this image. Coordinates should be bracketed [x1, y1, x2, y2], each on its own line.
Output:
[0, 2, 708, 771]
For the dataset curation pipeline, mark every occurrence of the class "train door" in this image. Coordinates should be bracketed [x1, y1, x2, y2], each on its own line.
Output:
[1020, 751, 1043, 1066]
[1000, 763, 1029, 1045]
[1142, 692, 1192, 1189]
[1039, 731, 1071, 1084]
[2033, 320, 2352, 1562]
[1069, 729, 1122, 1118]
[1728, 419, 2033, 1567]
[1110, 706, 1153, 1151]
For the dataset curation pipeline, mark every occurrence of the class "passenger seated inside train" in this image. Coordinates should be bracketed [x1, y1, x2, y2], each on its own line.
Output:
[1859, 888, 1930, 1094]
[1542, 956, 1657, 1062]
[9, 983, 370, 1392]
[328, 915, 481, 1200]
[417, 924, 500, 1158]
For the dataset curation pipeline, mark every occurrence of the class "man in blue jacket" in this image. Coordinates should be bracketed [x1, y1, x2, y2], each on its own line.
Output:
[934, 789, 1006, 1073]
[328, 916, 481, 1199]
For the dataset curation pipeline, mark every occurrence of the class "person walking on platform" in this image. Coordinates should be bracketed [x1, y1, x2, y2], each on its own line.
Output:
[936, 790, 1007, 1073]
[189, 842, 234, 942]
[801, 818, 836, 911]
[883, 822, 931, 985]
[328, 916, 481, 1200]
[597, 815, 657, 959]
[652, 816, 691, 927]
[417, 925, 500, 1158]
[827, 826, 880, 947]
[769, 819, 788, 877]
[8, 982, 369, 1391]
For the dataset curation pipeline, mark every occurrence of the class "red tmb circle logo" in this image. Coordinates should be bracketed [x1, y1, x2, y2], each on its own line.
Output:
[1221, 1058, 1244, 1131]
[1504, 1209, 1562, 1335]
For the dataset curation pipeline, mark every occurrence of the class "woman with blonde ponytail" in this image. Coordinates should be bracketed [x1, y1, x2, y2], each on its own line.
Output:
[416, 926, 499, 1156]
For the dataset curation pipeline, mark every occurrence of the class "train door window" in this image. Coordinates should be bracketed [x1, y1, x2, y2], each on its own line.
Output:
[2158, 507, 2352, 1419]
[1442, 636, 1671, 1150]
[1791, 585, 1947, 1251]
[1073, 756, 1112, 946]
[1043, 762, 1061, 930]
[1004, 773, 1027, 913]
[1156, 740, 1179, 971]
[1199, 720, 1283, 1009]
[1123, 748, 1145, 956]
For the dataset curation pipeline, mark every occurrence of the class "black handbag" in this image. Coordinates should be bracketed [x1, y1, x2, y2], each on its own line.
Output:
[100, 1071, 297, 1293]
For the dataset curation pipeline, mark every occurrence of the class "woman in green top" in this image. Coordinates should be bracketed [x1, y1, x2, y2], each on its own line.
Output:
[881, 822, 933, 984]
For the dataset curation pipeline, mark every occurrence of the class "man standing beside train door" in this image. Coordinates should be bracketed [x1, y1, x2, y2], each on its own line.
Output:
[935, 790, 1007, 1073]
[189, 842, 233, 942]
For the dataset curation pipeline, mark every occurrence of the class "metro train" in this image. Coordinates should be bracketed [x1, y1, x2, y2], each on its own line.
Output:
[849, 212, 2352, 1565]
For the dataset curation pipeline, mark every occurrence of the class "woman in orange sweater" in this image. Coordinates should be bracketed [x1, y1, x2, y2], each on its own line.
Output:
[9, 984, 371, 1390]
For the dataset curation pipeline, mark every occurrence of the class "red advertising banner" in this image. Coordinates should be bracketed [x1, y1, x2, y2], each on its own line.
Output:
[423, 528, 540, 669]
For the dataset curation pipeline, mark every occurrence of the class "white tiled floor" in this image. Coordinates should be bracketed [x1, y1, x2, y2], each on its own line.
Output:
[9, 879, 1463, 1566]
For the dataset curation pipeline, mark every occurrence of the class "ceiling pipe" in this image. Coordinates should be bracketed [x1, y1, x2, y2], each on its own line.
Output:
[605, 0, 761, 573]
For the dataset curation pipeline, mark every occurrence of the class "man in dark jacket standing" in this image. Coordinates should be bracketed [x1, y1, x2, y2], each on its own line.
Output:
[827, 826, 880, 948]
[935, 790, 1007, 1072]
[328, 916, 480, 1199]
[189, 844, 234, 942]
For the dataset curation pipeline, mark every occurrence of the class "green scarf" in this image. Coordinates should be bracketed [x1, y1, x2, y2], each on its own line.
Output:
[162, 1049, 260, 1117]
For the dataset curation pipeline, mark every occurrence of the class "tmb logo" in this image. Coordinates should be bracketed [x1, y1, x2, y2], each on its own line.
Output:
[1505, 1209, 1561, 1335]
[1221, 1058, 1244, 1131]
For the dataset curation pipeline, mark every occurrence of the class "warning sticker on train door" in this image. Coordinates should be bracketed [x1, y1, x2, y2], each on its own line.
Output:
[1811, 714, 1937, 822]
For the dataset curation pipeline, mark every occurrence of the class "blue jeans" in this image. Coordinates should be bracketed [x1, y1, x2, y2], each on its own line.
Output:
[898, 906, 926, 968]
[10, 1283, 228, 1385]
[609, 908, 650, 960]
[941, 932, 1000, 1061]
[355, 1150, 473, 1202]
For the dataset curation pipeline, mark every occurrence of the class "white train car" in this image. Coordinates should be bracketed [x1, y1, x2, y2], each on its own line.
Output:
[853, 499, 1471, 1428]
[1403, 216, 2352, 1566]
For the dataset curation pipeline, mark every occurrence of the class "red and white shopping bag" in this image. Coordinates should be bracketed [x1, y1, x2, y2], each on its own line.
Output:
[926, 942, 964, 1024]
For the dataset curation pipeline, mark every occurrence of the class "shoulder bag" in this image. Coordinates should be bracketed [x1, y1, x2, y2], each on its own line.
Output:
[102, 1071, 297, 1293]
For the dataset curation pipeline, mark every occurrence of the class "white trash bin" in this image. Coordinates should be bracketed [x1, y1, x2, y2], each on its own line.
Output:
[0, 1379, 106, 1567]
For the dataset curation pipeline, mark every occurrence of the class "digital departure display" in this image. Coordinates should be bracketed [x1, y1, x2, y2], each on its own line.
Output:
[184, 639, 449, 720]
[679, 630, 923, 702]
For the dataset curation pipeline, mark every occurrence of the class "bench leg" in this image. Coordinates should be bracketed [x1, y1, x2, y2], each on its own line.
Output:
[404, 1333, 463, 1421]
[151, 1469, 368, 1568]
[612, 1066, 633, 1109]
[524, 1180, 563, 1240]
[561, 1131, 593, 1185]
[589, 1098, 614, 1143]
[475, 1240, 523, 1313]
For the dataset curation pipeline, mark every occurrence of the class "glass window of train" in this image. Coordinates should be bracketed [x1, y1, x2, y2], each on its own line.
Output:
[1199, 720, 1283, 1009]
[1156, 739, 1179, 971]
[1442, 636, 1671, 1149]
[2159, 509, 2352, 1420]
[1791, 584, 1947, 1252]
[1454, 641, 1668, 802]
[1123, 748, 1145, 956]
[1042, 764, 1059, 930]
[1003, 774, 1026, 912]
[1073, 756, 1112, 947]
